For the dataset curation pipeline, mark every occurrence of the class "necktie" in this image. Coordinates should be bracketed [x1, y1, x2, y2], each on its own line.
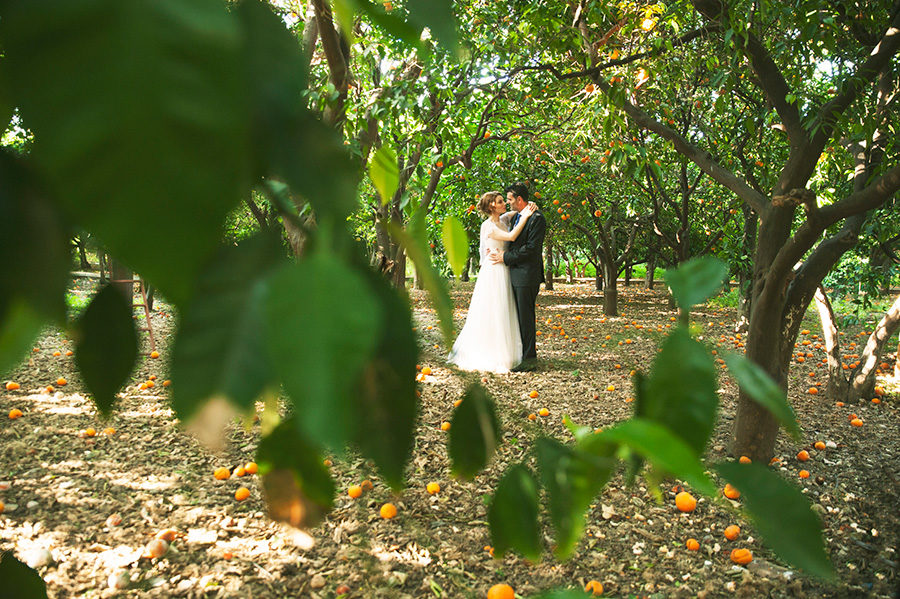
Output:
[512, 213, 520, 228]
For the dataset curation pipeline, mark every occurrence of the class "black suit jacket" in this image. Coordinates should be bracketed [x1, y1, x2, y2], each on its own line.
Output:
[503, 210, 546, 287]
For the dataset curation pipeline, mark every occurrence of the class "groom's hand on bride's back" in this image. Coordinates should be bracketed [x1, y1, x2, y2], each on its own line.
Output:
[488, 249, 505, 264]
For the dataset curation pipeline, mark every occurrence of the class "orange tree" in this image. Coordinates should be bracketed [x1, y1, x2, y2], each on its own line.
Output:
[499, 0, 900, 462]
[0, 0, 853, 592]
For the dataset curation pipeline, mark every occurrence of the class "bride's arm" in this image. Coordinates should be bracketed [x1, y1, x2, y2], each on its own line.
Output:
[489, 206, 534, 242]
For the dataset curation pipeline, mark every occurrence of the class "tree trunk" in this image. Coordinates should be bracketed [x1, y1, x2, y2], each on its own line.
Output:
[623, 262, 632, 286]
[645, 255, 656, 289]
[566, 261, 574, 284]
[110, 259, 133, 310]
[814, 286, 850, 399]
[847, 292, 900, 401]
[543, 238, 554, 290]
[460, 255, 471, 282]
[735, 203, 758, 333]
[75, 236, 91, 270]
[603, 263, 618, 316]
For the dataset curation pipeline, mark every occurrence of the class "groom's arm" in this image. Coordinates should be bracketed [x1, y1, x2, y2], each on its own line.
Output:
[503, 212, 546, 267]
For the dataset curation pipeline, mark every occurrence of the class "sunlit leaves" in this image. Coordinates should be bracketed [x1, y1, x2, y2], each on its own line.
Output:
[264, 252, 382, 452]
[74, 284, 138, 416]
[258, 419, 335, 529]
[597, 419, 716, 496]
[488, 464, 542, 561]
[0, 0, 249, 306]
[724, 353, 801, 441]
[448, 384, 501, 479]
[536, 437, 615, 559]
[350, 268, 418, 490]
[641, 327, 718, 454]
[665, 257, 728, 311]
[369, 144, 400, 205]
[171, 234, 284, 420]
[716, 462, 834, 580]
[441, 216, 469, 278]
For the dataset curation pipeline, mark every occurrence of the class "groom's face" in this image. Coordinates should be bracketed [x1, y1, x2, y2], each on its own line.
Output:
[507, 192, 524, 212]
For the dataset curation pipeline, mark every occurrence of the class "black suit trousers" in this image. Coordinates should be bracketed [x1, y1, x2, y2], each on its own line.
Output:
[513, 284, 540, 360]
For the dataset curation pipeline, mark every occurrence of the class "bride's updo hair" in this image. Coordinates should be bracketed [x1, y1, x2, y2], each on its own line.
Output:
[478, 191, 502, 216]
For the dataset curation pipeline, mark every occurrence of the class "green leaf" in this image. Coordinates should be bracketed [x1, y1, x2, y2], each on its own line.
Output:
[441, 216, 468, 278]
[536, 437, 616, 559]
[643, 327, 718, 454]
[449, 384, 502, 479]
[597, 418, 716, 496]
[407, 0, 459, 53]
[74, 284, 138, 416]
[562, 415, 593, 442]
[257, 419, 334, 528]
[0, 552, 47, 598]
[369, 145, 399, 206]
[171, 234, 285, 420]
[0, 0, 250, 306]
[0, 301, 44, 379]
[349, 0, 428, 56]
[387, 218, 454, 345]
[350, 267, 419, 490]
[488, 464, 542, 561]
[665, 257, 728, 310]
[715, 462, 834, 580]
[723, 353, 801, 441]
[264, 253, 383, 451]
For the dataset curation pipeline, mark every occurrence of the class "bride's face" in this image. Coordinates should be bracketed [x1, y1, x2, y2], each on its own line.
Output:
[491, 195, 506, 215]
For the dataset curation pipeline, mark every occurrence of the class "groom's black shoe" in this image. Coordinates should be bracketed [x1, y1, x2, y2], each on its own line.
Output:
[511, 359, 538, 372]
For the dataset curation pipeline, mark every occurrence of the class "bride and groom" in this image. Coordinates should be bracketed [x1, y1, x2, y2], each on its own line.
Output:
[448, 183, 547, 373]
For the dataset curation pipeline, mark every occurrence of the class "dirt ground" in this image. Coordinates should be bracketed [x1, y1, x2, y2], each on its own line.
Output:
[1, 277, 897, 598]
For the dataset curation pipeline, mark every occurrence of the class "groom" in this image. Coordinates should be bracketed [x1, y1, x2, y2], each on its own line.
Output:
[489, 182, 547, 370]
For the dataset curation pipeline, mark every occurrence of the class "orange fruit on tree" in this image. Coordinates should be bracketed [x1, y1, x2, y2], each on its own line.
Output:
[675, 491, 697, 512]
[56, 377, 67, 386]
[214, 467, 231, 480]
[584, 580, 603, 595]
[348, 485, 363, 499]
[723, 525, 740, 540]
[799, 470, 810, 478]
[685, 538, 700, 551]
[380, 503, 397, 519]
[244, 462, 258, 475]
[730, 548, 753, 564]
[5, 381, 20, 391]
[723, 484, 740, 500]
[797, 450, 810, 462]
[487, 583, 514, 599]
[8, 408, 23, 419]
[234, 487, 250, 501]
[426, 482, 440, 495]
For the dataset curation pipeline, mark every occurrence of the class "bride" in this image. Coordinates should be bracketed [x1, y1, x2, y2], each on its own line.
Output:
[448, 191, 535, 373]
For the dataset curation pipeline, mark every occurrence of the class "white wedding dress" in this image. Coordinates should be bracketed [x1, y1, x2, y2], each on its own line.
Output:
[447, 217, 522, 373]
